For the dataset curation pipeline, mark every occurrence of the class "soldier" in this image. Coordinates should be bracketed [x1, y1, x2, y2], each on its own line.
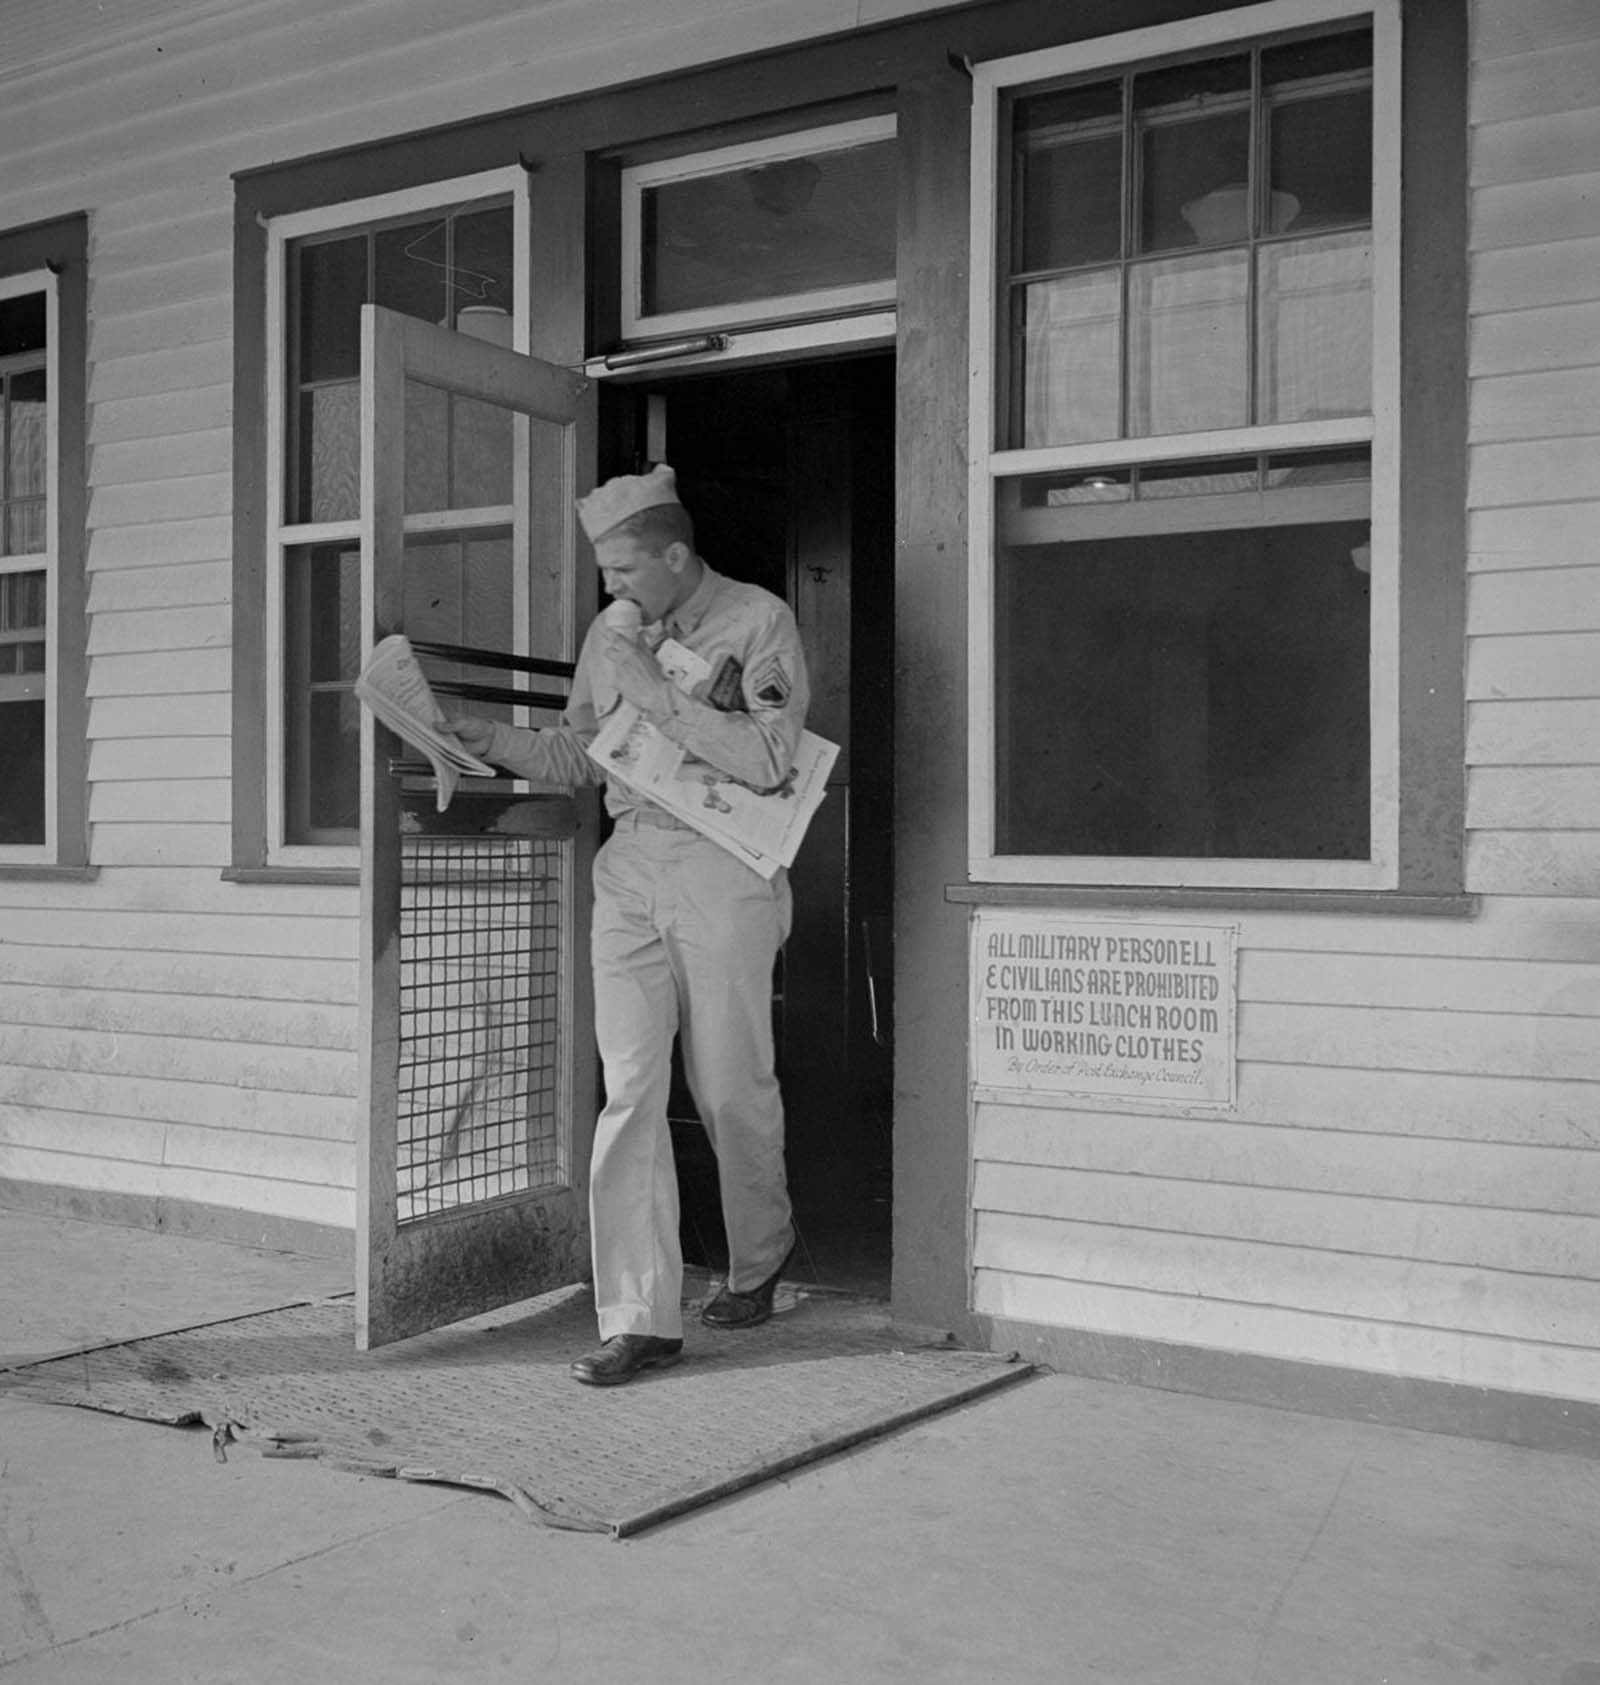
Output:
[449, 464, 806, 1385]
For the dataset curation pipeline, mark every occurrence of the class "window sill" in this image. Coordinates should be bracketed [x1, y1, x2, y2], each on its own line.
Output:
[222, 866, 359, 886]
[946, 883, 1478, 918]
[0, 863, 98, 882]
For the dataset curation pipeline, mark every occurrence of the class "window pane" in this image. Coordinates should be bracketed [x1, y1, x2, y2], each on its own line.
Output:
[1127, 249, 1249, 435]
[640, 138, 896, 318]
[1269, 88, 1371, 232]
[374, 217, 450, 327]
[283, 531, 514, 842]
[1257, 233, 1371, 423]
[994, 491, 1370, 860]
[1012, 81, 1123, 272]
[0, 698, 45, 844]
[296, 382, 360, 523]
[1134, 55, 1250, 255]
[305, 690, 361, 833]
[450, 209, 516, 323]
[0, 570, 46, 631]
[0, 293, 46, 357]
[296, 236, 366, 385]
[1014, 269, 1122, 447]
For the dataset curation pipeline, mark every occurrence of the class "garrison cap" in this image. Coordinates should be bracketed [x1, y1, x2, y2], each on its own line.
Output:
[576, 463, 682, 542]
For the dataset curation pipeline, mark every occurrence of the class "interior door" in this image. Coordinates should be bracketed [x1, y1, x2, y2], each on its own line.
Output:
[356, 303, 593, 1349]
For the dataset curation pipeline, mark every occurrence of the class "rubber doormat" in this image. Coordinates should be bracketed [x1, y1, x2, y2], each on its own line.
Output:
[3, 1284, 1031, 1536]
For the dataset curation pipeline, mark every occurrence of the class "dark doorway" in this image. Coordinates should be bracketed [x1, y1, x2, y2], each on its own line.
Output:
[600, 353, 896, 1296]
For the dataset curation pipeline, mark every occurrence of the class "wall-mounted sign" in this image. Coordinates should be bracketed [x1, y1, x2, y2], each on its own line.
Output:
[971, 913, 1238, 1106]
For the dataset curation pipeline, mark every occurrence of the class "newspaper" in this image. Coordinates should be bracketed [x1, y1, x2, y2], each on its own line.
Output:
[354, 633, 498, 811]
[586, 702, 837, 879]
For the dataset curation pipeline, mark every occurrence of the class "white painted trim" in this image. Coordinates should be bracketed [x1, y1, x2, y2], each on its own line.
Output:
[0, 266, 58, 865]
[967, 0, 1398, 892]
[264, 167, 529, 862]
[620, 115, 898, 340]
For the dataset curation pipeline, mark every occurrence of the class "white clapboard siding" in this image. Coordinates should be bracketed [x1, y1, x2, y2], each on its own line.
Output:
[973, 1162, 1600, 1280]
[0, 941, 356, 1005]
[1239, 948, 1600, 1015]
[0, 1024, 355, 1097]
[1466, 832, 1600, 897]
[0, 983, 356, 1051]
[1472, 32, 1600, 125]
[1470, 502, 1600, 572]
[973, 1214, 1600, 1351]
[1468, 633, 1600, 699]
[1472, 235, 1600, 314]
[974, 1271, 1600, 1403]
[1469, 302, 1600, 379]
[1468, 700, 1600, 764]
[88, 562, 231, 616]
[2, 1072, 353, 1140]
[974, 1108, 1600, 1218]
[1467, 768, 1600, 830]
[90, 781, 231, 825]
[90, 516, 233, 573]
[87, 694, 229, 739]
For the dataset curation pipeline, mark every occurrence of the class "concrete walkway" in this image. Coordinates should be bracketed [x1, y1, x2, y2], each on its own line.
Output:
[2, 1208, 1598, 1685]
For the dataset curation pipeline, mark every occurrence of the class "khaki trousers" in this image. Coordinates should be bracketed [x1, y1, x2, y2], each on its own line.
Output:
[589, 814, 793, 1340]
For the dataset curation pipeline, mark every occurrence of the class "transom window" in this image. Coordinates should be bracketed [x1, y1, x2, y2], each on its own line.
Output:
[267, 169, 528, 856]
[970, 0, 1399, 890]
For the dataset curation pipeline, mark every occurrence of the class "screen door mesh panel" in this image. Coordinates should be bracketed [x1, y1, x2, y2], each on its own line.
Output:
[396, 834, 565, 1222]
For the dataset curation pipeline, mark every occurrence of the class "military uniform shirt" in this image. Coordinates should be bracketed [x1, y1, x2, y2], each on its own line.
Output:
[481, 563, 810, 821]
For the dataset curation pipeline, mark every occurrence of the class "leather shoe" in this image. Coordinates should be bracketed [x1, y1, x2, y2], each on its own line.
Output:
[701, 1240, 796, 1330]
[569, 1334, 684, 1387]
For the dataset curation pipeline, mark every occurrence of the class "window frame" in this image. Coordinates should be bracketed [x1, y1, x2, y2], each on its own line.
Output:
[0, 213, 87, 872]
[967, 0, 1403, 891]
[262, 166, 532, 866]
[618, 114, 899, 342]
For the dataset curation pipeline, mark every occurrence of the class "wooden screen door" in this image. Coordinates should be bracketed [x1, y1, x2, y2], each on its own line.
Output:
[356, 303, 593, 1349]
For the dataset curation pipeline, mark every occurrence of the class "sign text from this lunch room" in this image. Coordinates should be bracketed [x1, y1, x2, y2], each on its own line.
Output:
[971, 913, 1237, 1105]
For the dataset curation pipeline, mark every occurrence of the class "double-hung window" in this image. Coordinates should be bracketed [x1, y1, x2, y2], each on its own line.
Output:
[970, 0, 1404, 890]
[264, 169, 528, 861]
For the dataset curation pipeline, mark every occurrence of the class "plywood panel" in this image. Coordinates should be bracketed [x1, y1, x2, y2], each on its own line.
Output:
[973, 1211, 1600, 1347]
[88, 822, 231, 867]
[972, 1107, 1600, 1215]
[1471, 106, 1600, 189]
[1471, 501, 1600, 571]
[0, 941, 356, 1005]
[1240, 998, 1600, 1079]
[1470, 369, 1600, 445]
[1468, 767, 1600, 829]
[1468, 566, 1600, 635]
[1469, 302, 1600, 378]
[1239, 947, 1600, 1014]
[1, 1069, 354, 1139]
[1467, 699, 1600, 763]
[1470, 437, 1600, 509]
[0, 981, 356, 1051]
[972, 1270, 1600, 1403]
[0, 1023, 355, 1096]
[1467, 831, 1600, 898]
[1467, 632, 1600, 699]
[90, 780, 231, 825]
[973, 1161, 1600, 1278]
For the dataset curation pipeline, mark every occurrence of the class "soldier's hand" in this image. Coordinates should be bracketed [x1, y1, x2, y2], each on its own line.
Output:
[606, 634, 676, 720]
[445, 715, 497, 758]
